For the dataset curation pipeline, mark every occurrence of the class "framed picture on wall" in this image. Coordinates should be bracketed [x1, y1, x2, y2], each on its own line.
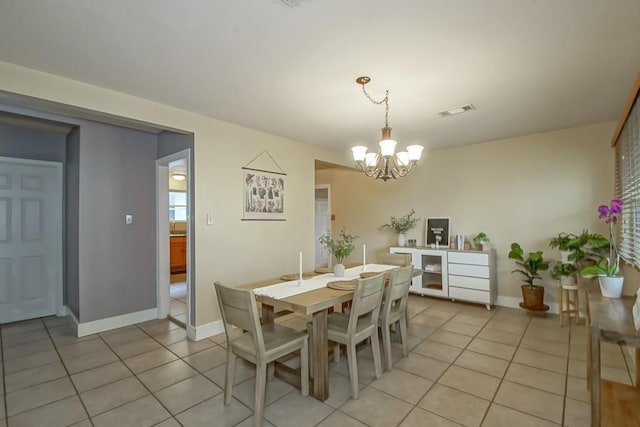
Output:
[426, 217, 450, 248]
[242, 168, 286, 220]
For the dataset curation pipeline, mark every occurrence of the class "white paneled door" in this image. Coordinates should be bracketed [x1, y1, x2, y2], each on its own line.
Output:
[0, 157, 62, 324]
[314, 186, 330, 269]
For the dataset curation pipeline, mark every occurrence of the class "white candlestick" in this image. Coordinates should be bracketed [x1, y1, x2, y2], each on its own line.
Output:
[363, 244, 366, 267]
[298, 251, 303, 285]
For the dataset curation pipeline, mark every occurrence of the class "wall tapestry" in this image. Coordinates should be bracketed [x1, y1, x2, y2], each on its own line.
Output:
[242, 150, 286, 220]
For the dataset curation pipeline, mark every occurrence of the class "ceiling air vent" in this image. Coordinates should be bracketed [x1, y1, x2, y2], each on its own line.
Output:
[438, 104, 476, 117]
[281, 0, 303, 7]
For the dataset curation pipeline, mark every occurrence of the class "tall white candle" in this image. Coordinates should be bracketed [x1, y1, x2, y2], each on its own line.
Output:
[363, 244, 366, 266]
[299, 251, 303, 280]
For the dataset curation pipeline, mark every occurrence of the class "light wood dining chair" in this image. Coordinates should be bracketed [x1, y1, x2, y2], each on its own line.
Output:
[378, 265, 413, 371]
[214, 281, 309, 427]
[328, 272, 386, 399]
[380, 252, 412, 267]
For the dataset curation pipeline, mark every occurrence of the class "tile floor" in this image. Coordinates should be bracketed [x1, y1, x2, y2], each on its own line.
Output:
[0, 295, 636, 426]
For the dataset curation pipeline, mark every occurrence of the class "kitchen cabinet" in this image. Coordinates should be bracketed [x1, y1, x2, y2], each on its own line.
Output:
[390, 247, 496, 309]
[170, 235, 187, 274]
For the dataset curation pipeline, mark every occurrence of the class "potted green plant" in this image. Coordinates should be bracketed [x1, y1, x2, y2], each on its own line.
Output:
[568, 229, 609, 265]
[580, 199, 624, 298]
[380, 209, 420, 247]
[548, 232, 578, 263]
[472, 232, 490, 251]
[551, 262, 578, 287]
[319, 227, 358, 277]
[508, 242, 550, 309]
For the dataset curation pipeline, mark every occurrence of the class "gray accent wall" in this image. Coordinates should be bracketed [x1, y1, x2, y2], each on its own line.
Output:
[77, 121, 158, 322]
[0, 126, 67, 162]
[66, 127, 80, 319]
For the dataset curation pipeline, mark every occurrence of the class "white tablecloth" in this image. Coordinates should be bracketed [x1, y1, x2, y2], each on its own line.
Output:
[253, 264, 397, 300]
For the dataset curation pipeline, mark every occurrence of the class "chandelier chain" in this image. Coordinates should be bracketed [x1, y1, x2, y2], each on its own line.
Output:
[361, 85, 390, 128]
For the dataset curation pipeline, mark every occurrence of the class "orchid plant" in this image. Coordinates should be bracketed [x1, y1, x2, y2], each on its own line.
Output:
[581, 198, 623, 277]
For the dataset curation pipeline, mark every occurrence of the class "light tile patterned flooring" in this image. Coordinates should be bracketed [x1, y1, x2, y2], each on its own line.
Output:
[0, 295, 637, 426]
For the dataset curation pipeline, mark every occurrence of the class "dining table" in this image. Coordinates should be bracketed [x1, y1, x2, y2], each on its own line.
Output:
[239, 263, 399, 401]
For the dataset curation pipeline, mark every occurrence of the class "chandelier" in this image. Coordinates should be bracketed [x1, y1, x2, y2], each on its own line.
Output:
[351, 76, 424, 181]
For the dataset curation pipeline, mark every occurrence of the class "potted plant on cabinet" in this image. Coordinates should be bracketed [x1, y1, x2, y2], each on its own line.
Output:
[580, 199, 624, 298]
[473, 232, 491, 251]
[508, 242, 550, 310]
[380, 209, 420, 247]
[319, 228, 358, 277]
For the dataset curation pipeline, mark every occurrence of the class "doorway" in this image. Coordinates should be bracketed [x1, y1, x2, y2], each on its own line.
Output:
[314, 185, 331, 269]
[0, 157, 63, 323]
[156, 150, 191, 329]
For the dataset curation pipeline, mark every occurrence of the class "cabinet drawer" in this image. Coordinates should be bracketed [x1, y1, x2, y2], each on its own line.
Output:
[448, 263, 489, 278]
[447, 251, 488, 265]
[449, 286, 491, 304]
[448, 275, 490, 291]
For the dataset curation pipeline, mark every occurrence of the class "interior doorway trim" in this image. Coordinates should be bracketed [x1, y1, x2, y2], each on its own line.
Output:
[156, 149, 192, 331]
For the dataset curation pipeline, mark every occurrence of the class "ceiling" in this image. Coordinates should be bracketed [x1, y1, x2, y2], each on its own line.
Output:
[1, 1, 639, 152]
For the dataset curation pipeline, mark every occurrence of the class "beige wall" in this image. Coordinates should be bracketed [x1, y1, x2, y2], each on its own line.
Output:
[319, 121, 624, 304]
[0, 61, 347, 326]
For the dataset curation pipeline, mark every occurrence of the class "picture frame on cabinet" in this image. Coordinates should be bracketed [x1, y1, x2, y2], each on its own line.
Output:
[426, 217, 450, 248]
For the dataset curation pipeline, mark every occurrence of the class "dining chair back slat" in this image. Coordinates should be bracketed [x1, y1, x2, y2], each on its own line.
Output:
[378, 265, 413, 371]
[215, 282, 264, 351]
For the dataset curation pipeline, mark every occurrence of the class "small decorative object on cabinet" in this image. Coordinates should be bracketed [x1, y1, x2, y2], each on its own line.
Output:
[508, 242, 549, 312]
[472, 232, 490, 251]
[318, 228, 357, 277]
[426, 218, 450, 248]
[390, 246, 496, 309]
[380, 209, 420, 247]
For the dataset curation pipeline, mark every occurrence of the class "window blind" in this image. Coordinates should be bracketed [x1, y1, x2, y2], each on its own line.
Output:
[617, 97, 640, 268]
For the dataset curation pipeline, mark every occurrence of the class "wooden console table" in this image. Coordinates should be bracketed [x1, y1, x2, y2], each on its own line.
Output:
[585, 286, 640, 426]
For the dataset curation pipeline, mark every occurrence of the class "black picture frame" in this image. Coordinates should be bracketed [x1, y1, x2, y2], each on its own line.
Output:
[426, 217, 450, 248]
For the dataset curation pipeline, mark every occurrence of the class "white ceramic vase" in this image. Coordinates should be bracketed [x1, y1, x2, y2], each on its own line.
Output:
[559, 250, 572, 264]
[397, 233, 406, 247]
[598, 276, 624, 298]
[333, 263, 345, 277]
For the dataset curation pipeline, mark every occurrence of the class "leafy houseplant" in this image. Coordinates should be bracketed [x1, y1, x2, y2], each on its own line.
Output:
[380, 209, 420, 247]
[319, 228, 358, 276]
[473, 232, 490, 250]
[508, 242, 550, 309]
[548, 232, 578, 251]
[551, 262, 578, 287]
[568, 229, 609, 265]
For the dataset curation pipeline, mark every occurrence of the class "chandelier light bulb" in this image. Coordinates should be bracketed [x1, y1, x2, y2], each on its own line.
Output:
[351, 146, 368, 162]
[364, 152, 378, 167]
[396, 151, 410, 166]
[406, 145, 424, 161]
[379, 139, 397, 157]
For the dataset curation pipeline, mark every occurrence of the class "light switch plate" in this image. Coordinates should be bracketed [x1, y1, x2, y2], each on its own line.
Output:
[206, 213, 214, 225]
[125, 214, 133, 224]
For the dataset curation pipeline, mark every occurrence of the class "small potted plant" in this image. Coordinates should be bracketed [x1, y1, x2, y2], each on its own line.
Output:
[548, 232, 578, 263]
[380, 209, 420, 247]
[319, 227, 358, 277]
[580, 199, 624, 298]
[472, 232, 490, 251]
[551, 262, 578, 288]
[508, 242, 549, 309]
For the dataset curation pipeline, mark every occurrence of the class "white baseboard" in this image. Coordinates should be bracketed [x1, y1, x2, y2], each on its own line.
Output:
[68, 307, 159, 337]
[187, 319, 224, 341]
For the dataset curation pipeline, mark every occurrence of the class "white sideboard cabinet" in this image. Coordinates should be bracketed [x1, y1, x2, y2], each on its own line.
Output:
[390, 247, 497, 310]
